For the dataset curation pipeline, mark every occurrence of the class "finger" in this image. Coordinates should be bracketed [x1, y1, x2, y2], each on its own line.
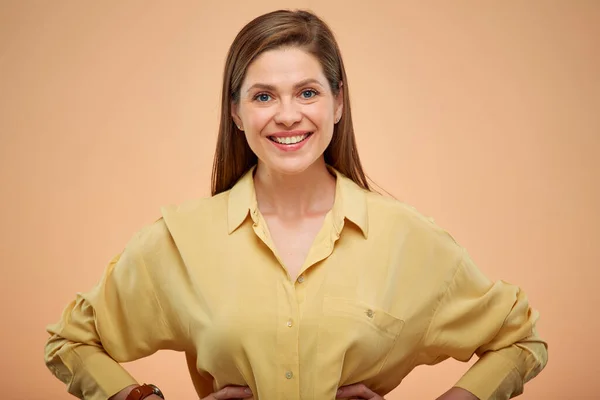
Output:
[336, 383, 378, 399]
[211, 385, 253, 399]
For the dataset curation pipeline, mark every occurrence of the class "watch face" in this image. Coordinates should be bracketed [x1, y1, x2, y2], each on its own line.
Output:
[149, 384, 164, 399]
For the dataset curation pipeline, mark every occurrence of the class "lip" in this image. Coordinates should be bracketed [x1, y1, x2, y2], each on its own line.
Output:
[268, 130, 311, 138]
[267, 131, 314, 152]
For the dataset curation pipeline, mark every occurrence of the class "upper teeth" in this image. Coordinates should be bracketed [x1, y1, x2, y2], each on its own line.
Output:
[272, 134, 308, 145]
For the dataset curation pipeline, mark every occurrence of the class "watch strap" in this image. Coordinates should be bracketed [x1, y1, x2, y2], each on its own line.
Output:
[125, 384, 160, 400]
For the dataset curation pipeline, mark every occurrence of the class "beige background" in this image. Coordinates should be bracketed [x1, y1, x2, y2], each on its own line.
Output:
[1, 1, 599, 399]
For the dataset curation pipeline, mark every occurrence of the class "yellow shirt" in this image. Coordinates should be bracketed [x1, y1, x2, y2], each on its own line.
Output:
[45, 167, 547, 400]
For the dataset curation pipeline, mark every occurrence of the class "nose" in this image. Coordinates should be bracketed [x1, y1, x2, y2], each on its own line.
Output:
[273, 98, 302, 127]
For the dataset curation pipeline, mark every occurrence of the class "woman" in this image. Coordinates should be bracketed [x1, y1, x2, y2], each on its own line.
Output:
[44, 9, 548, 400]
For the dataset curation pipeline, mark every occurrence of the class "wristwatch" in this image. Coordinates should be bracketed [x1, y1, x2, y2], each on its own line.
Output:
[125, 384, 165, 400]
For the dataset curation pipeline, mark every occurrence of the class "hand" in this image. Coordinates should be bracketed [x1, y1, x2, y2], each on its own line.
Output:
[336, 383, 384, 399]
[200, 385, 254, 400]
[436, 387, 479, 400]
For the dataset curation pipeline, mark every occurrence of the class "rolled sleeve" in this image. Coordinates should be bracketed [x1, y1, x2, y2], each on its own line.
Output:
[424, 251, 548, 400]
[44, 225, 176, 400]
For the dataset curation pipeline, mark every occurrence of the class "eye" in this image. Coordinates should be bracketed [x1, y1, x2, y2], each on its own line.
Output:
[301, 89, 318, 99]
[254, 93, 272, 102]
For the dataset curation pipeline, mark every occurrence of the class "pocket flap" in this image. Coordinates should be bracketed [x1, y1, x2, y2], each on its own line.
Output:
[322, 296, 405, 338]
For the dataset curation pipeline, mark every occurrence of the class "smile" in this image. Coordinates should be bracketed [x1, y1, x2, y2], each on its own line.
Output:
[268, 133, 313, 145]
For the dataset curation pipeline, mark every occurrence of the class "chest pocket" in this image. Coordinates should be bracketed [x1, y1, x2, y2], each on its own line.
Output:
[317, 296, 405, 384]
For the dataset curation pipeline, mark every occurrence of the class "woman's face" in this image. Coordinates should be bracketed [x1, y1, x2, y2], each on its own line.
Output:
[232, 47, 343, 176]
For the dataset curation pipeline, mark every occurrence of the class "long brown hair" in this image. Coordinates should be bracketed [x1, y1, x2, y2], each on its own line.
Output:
[211, 9, 370, 195]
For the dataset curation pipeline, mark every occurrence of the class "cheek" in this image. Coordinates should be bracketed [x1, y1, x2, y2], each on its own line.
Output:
[244, 108, 273, 129]
[305, 104, 334, 134]
[241, 101, 334, 131]
[306, 101, 334, 122]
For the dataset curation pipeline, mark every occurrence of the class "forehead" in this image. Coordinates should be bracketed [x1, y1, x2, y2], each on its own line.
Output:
[243, 47, 326, 88]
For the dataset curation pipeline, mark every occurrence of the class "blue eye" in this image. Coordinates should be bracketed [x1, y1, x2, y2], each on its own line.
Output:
[255, 93, 271, 102]
[302, 90, 317, 99]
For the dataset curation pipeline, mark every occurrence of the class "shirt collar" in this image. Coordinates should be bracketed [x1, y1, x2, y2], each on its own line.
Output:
[227, 165, 369, 238]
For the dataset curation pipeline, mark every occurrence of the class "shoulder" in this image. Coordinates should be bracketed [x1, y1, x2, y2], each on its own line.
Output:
[160, 191, 229, 220]
[364, 191, 462, 253]
[362, 192, 466, 287]
[127, 192, 230, 253]
[365, 191, 434, 224]
[161, 190, 229, 228]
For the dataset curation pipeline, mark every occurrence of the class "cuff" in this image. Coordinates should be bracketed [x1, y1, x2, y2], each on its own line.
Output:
[455, 349, 524, 400]
[64, 345, 138, 400]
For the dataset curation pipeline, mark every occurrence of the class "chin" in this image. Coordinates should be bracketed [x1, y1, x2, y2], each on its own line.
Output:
[261, 156, 322, 176]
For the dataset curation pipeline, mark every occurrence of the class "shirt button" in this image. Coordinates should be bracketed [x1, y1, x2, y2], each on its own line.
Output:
[285, 371, 293, 379]
[366, 309, 374, 318]
[286, 319, 293, 327]
[297, 275, 305, 283]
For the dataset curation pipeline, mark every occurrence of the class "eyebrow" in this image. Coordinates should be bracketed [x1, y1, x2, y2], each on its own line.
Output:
[245, 78, 325, 94]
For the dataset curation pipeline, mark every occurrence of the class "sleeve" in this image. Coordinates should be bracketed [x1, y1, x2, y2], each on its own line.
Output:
[44, 227, 179, 400]
[423, 250, 548, 400]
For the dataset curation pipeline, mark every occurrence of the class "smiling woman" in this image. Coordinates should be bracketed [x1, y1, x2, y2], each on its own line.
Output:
[44, 9, 548, 400]
[231, 47, 341, 177]
[212, 9, 367, 196]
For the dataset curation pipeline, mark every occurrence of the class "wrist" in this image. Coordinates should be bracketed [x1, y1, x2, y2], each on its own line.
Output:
[109, 385, 138, 400]
[109, 384, 165, 400]
[125, 384, 165, 400]
[437, 387, 479, 400]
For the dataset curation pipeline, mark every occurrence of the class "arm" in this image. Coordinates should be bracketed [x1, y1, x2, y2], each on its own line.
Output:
[44, 226, 178, 400]
[423, 250, 548, 400]
[108, 385, 163, 400]
[108, 385, 140, 400]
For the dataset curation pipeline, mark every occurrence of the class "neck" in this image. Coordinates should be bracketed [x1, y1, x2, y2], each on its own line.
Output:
[254, 158, 336, 218]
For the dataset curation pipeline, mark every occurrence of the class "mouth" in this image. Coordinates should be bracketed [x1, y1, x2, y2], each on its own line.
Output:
[268, 132, 313, 145]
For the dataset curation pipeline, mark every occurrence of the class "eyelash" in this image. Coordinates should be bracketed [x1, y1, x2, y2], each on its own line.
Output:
[253, 89, 320, 102]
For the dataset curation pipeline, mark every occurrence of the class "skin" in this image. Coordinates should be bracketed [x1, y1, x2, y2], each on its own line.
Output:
[231, 46, 342, 279]
[232, 46, 343, 178]
[110, 47, 479, 400]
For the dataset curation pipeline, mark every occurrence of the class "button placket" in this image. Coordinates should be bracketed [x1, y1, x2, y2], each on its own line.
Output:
[296, 273, 306, 304]
[277, 281, 301, 399]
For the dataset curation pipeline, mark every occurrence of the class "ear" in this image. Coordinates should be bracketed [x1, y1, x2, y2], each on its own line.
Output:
[334, 81, 344, 122]
[231, 101, 244, 131]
